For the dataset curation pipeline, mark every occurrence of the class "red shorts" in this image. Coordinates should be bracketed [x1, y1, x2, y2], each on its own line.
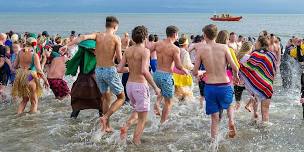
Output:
[48, 78, 70, 98]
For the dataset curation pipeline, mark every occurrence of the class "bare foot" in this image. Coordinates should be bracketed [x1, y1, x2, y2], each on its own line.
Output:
[245, 102, 253, 112]
[99, 116, 108, 132]
[234, 102, 240, 110]
[133, 139, 141, 145]
[154, 104, 161, 116]
[105, 126, 114, 133]
[228, 124, 236, 138]
[120, 126, 128, 140]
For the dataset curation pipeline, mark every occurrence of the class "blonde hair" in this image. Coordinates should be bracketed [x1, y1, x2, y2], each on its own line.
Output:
[215, 30, 229, 44]
[237, 41, 253, 60]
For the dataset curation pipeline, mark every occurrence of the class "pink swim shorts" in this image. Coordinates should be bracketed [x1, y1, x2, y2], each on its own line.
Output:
[126, 82, 150, 112]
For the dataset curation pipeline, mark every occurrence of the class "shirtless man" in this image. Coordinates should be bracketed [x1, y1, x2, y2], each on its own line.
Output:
[228, 32, 238, 52]
[46, 50, 70, 100]
[151, 25, 188, 124]
[65, 16, 125, 133]
[118, 26, 160, 145]
[269, 34, 281, 69]
[121, 32, 130, 53]
[193, 24, 239, 142]
[145, 34, 157, 72]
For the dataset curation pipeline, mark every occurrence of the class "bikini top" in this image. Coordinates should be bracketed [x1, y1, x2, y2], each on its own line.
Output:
[18, 49, 36, 71]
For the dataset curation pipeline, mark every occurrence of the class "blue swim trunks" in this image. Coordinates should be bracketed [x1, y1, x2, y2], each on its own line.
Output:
[95, 66, 124, 95]
[153, 70, 174, 98]
[204, 83, 233, 115]
[150, 59, 157, 73]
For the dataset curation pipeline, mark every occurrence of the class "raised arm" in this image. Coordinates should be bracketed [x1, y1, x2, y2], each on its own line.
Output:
[67, 33, 97, 47]
[141, 49, 160, 94]
[173, 47, 188, 74]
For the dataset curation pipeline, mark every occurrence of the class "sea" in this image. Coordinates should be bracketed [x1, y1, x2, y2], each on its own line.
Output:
[0, 13, 304, 152]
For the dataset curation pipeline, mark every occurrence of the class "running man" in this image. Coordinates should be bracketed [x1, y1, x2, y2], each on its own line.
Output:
[118, 25, 160, 145]
[64, 16, 125, 133]
[193, 24, 239, 141]
[151, 25, 188, 124]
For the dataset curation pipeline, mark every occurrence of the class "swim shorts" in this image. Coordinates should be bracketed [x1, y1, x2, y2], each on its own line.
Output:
[153, 70, 174, 98]
[205, 83, 233, 115]
[126, 82, 150, 112]
[234, 85, 246, 101]
[95, 66, 124, 95]
[48, 78, 70, 98]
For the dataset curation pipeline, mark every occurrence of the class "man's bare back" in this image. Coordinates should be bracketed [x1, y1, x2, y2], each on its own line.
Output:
[125, 46, 149, 83]
[155, 40, 180, 73]
[95, 33, 121, 67]
[197, 42, 235, 84]
[47, 56, 67, 79]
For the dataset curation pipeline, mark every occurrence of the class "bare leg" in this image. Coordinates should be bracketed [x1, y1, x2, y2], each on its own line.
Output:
[28, 81, 38, 113]
[100, 91, 111, 132]
[200, 96, 205, 109]
[17, 97, 29, 114]
[252, 98, 259, 120]
[160, 97, 172, 124]
[133, 111, 148, 145]
[261, 99, 271, 122]
[227, 106, 236, 138]
[211, 112, 220, 139]
[245, 97, 254, 112]
[100, 92, 125, 133]
[154, 95, 162, 116]
[120, 112, 138, 140]
[234, 101, 241, 110]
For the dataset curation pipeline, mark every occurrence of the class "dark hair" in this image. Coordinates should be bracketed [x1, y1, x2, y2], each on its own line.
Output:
[148, 34, 155, 42]
[166, 25, 179, 37]
[105, 16, 119, 28]
[71, 30, 76, 36]
[154, 34, 159, 42]
[238, 35, 243, 38]
[193, 35, 202, 43]
[230, 32, 236, 36]
[203, 24, 218, 40]
[55, 36, 62, 44]
[190, 35, 195, 40]
[132, 25, 148, 44]
[258, 36, 269, 49]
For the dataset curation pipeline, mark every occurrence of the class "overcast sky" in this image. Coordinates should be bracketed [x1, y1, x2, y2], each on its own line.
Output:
[0, 0, 303, 13]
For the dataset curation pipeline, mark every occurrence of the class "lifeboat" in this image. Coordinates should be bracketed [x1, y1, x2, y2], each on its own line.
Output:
[210, 16, 242, 22]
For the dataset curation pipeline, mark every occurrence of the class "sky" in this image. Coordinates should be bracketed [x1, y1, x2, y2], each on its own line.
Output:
[0, 0, 303, 14]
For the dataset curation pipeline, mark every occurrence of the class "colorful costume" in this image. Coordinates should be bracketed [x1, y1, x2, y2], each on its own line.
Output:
[66, 40, 102, 118]
[12, 52, 43, 98]
[239, 49, 277, 101]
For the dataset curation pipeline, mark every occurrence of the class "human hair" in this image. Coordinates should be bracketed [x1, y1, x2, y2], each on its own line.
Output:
[55, 36, 62, 44]
[230, 32, 236, 36]
[193, 35, 202, 43]
[190, 35, 195, 40]
[148, 34, 155, 42]
[202, 24, 218, 40]
[216, 30, 229, 44]
[154, 34, 159, 42]
[257, 36, 269, 49]
[260, 30, 268, 37]
[237, 41, 253, 60]
[166, 25, 179, 37]
[132, 25, 148, 44]
[105, 16, 119, 28]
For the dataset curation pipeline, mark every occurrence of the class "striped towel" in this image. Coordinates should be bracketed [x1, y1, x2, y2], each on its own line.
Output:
[239, 49, 277, 100]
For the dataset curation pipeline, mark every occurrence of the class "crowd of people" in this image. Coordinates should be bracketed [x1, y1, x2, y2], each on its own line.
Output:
[0, 16, 303, 147]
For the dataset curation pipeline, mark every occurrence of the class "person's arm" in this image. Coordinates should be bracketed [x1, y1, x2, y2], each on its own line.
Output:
[115, 36, 123, 63]
[33, 53, 49, 88]
[183, 51, 194, 70]
[142, 49, 160, 95]
[192, 50, 202, 77]
[117, 51, 129, 73]
[187, 43, 195, 52]
[173, 47, 189, 74]
[61, 33, 97, 53]
[225, 46, 239, 83]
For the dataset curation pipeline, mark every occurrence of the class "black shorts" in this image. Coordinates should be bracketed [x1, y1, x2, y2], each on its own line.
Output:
[198, 80, 206, 97]
[234, 85, 246, 101]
